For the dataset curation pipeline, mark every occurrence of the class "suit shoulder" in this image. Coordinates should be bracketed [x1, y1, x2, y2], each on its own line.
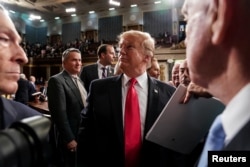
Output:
[225, 120, 250, 150]
[2, 97, 41, 116]
[93, 76, 118, 83]
[82, 64, 97, 70]
[155, 79, 175, 89]
[48, 72, 65, 81]
[49, 72, 62, 79]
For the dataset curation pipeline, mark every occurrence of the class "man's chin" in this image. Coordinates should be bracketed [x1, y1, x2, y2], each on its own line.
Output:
[0, 83, 18, 95]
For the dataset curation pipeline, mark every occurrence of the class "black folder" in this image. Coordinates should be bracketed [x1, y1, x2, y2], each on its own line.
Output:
[146, 84, 225, 154]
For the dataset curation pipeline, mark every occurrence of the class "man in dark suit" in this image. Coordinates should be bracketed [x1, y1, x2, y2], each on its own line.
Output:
[47, 48, 87, 167]
[14, 75, 30, 105]
[0, 4, 41, 129]
[182, 0, 250, 166]
[15, 73, 36, 104]
[0, 5, 52, 167]
[79, 44, 115, 92]
[79, 30, 188, 167]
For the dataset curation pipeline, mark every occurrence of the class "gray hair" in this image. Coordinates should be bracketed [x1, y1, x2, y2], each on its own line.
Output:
[62, 48, 81, 62]
[20, 73, 26, 79]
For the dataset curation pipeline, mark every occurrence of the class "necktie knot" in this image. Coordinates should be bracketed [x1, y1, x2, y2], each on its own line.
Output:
[130, 78, 137, 87]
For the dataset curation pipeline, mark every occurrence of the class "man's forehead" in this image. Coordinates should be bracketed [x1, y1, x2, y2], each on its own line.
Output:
[0, 12, 21, 42]
[180, 62, 188, 69]
[119, 37, 138, 45]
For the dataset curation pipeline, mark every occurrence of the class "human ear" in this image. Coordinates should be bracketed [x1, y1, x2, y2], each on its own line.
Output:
[144, 55, 151, 63]
[211, 0, 233, 44]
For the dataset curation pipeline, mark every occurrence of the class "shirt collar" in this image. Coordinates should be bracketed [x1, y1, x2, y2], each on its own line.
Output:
[64, 70, 78, 78]
[123, 72, 148, 88]
[97, 60, 107, 69]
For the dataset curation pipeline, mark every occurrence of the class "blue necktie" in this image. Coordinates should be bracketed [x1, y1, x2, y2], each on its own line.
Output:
[198, 114, 226, 167]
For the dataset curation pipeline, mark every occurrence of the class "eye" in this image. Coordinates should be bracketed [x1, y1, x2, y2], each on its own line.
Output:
[126, 45, 134, 50]
[0, 36, 11, 47]
[0, 37, 9, 42]
[0, 37, 10, 43]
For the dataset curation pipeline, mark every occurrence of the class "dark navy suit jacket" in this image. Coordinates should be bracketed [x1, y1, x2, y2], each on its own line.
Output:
[79, 63, 114, 93]
[80, 74, 190, 167]
[0, 96, 41, 129]
[224, 120, 250, 150]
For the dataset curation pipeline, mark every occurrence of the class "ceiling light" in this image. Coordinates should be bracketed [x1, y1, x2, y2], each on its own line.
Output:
[89, 11, 95, 14]
[40, 19, 45, 22]
[9, 10, 15, 14]
[29, 14, 41, 20]
[71, 14, 77, 17]
[109, 8, 115, 11]
[109, 0, 120, 6]
[55, 17, 60, 20]
[66, 8, 76, 13]
[130, 4, 137, 7]
[154, 1, 162, 4]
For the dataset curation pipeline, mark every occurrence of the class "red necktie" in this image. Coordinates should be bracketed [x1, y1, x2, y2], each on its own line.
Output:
[124, 78, 141, 167]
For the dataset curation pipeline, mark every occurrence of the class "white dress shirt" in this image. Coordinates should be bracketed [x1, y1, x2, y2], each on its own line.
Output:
[97, 61, 107, 79]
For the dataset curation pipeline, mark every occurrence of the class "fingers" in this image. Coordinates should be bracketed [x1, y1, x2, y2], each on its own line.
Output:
[183, 91, 192, 104]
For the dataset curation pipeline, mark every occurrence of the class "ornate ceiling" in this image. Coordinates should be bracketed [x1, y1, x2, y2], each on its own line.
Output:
[1, 0, 180, 21]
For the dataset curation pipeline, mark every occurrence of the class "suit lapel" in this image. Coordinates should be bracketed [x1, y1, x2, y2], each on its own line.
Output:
[107, 66, 114, 77]
[224, 120, 250, 150]
[109, 75, 124, 146]
[62, 71, 84, 106]
[144, 77, 161, 135]
[93, 64, 99, 79]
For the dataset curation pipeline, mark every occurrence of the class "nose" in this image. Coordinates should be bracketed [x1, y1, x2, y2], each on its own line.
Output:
[77, 60, 82, 65]
[14, 44, 28, 65]
[184, 69, 189, 76]
[119, 46, 126, 55]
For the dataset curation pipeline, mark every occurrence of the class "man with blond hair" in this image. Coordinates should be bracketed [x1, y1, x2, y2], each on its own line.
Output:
[80, 30, 188, 167]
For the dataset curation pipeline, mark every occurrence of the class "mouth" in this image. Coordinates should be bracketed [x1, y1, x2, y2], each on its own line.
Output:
[8, 71, 20, 75]
[119, 57, 127, 62]
[6, 72, 20, 80]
